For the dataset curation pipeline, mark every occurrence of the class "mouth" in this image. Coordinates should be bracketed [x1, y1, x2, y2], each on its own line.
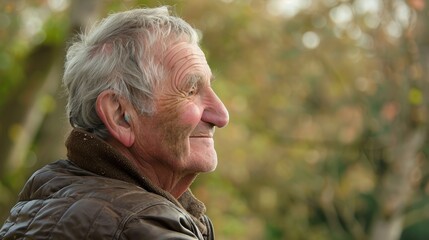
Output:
[189, 135, 213, 138]
[190, 126, 215, 138]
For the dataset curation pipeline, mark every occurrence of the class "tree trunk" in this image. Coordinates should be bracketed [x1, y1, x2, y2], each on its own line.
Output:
[370, 130, 426, 240]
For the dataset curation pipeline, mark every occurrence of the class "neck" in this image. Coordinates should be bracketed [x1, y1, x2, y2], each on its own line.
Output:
[108, 138, 196, 199]
[167, 174, 198, 198]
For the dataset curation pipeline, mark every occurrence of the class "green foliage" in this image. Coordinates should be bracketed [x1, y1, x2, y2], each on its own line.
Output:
[1, 0, 429, 239]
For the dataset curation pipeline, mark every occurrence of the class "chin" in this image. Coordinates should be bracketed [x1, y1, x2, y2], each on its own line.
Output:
[204, 159, 218, 172]
[202, 152, 219, 172]
[188, 153, 218, 173]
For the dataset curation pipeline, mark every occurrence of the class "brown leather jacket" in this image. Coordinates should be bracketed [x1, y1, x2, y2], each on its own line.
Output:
[0, 129, 214, 239]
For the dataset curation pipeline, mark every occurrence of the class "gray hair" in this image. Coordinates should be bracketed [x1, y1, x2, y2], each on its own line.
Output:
[63, 6, 199, 138]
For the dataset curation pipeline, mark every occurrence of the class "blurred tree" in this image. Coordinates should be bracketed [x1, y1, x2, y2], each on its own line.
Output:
[1, 0, 429, 240]
[0, 0, 104, 223]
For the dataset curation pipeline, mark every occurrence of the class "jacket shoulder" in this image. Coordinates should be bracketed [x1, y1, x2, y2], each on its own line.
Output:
[0, 160, 201, 239]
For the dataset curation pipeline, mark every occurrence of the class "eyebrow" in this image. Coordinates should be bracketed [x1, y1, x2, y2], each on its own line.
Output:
[186, 73, 214, 86]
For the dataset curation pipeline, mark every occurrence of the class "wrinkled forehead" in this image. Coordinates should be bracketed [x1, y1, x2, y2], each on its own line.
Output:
[162, 41, 211, 83]
[163, 42, 208, 70]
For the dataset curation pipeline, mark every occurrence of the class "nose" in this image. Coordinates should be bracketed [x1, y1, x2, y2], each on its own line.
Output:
[202, 88, 229, 128]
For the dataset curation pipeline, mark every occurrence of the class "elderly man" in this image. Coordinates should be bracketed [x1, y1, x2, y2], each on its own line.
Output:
[0, 6, 228, 240]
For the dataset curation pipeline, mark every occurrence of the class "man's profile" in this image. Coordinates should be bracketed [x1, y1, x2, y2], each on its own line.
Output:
[0, 6, 228, 239]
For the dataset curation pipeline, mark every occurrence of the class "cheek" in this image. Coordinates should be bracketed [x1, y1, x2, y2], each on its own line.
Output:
[159, 100, 201, 132]
[156, 103, 199, 158]
[178, 104, 202, 128]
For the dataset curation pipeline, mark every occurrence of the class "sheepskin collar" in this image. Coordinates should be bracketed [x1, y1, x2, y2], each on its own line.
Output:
[65, 128, 207, 233]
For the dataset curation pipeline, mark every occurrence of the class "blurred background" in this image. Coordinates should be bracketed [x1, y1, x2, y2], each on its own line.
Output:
[1, 0, 429, 239]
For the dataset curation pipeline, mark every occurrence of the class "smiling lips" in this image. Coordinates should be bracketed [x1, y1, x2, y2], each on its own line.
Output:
[190, 127, 215, 139]
[189, 135, 213, 138]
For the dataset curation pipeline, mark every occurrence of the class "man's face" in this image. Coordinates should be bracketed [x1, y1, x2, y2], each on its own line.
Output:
[133, 41, 229, 175]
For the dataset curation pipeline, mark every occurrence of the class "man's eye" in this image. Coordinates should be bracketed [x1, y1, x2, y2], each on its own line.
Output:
[187, 85, 197, 96]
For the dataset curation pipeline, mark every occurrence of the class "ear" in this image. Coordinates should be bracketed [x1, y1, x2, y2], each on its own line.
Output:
[96, 90, 135, 147]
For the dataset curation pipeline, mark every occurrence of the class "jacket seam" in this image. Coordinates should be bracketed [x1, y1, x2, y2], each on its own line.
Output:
[47, 196, 78, 240]
[22, 201, 44, 237]
[83, 203, 106, 239]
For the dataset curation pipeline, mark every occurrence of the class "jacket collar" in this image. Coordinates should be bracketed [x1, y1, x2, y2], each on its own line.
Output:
[65, 128, 207, 233]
